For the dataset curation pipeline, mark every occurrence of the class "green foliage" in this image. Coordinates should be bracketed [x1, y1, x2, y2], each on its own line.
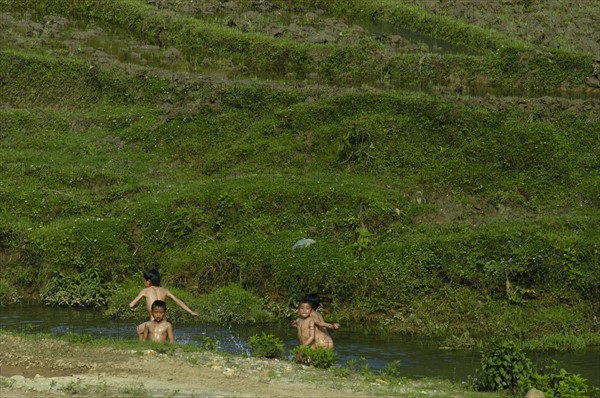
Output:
[41, 265, 116, 308]
[476, 340, 533, 394]
[342, 357, 373, 377]
[103, 279, 147, 321]
[63, 332, 94, 344]
[198, 336, 217, 351]
[0, 0, 599, 351]
[248, 333, 284, 359]
[532, 361, 592, 398]
[353, 227, 372, 255]
[0, 279, 20, 306]
[379, 360, 403, 380]
[202, 284, 275, 325]
[292, 345, 338, 369]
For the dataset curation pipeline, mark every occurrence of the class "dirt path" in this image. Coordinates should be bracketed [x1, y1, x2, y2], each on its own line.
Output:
[1, 333, 440, 398]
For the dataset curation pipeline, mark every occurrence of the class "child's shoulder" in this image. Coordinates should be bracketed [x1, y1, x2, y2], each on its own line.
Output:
[155, 286, 171, 295]
[311, 311, 324, 320]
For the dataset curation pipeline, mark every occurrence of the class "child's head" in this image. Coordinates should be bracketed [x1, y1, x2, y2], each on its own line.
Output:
[305, 293, 320, 310]
[151, 300, 167, 322]
[143, 269, 161, 286]
[298, 298, 313, 319]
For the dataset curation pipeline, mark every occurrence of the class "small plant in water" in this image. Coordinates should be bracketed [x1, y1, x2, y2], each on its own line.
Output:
[23, 323, 35, 332]
[199, 336, 217, 351]
[249, 333, 284, 359]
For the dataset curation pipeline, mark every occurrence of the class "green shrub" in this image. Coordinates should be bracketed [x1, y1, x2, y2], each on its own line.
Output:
[292, 345, 338, 369]
[248, 333, 284, 359]
[0, 278, 20, 306]
[202, 284, 275, 325]
[379, 360, 403, 380]
[41, 265, 115, 308]
[532, 361, 592, 398]
[476, 340, 533, 394]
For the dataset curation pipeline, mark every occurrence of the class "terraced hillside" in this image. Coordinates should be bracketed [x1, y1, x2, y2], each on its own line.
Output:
[1, 0, 599, 347]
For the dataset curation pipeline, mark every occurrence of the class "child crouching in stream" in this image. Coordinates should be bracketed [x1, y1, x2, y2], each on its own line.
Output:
[142, 300, 174, 343]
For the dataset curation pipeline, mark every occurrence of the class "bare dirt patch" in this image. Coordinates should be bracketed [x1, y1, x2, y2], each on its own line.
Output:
[0, 333, 439, 398]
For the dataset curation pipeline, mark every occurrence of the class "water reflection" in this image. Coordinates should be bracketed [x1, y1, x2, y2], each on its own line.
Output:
[1, 304, 597, 387]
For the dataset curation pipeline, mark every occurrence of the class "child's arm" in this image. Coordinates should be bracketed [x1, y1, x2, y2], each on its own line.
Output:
[141, 323, 149, 341]
[129, 289, 146, 309]
[167, 322, 174, 344]
[311, 312, 339, 329]
[165, 289, 199, 317]
[314, 320, 340, 330]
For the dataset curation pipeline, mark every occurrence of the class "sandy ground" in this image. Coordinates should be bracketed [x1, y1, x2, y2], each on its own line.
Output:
[0, 333, 435, 398]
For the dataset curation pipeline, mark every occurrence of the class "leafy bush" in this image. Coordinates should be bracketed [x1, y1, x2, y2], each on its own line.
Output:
[379, 360, 403, 380]
[0, 278, 20, 306]
[249, 333, 284, 359]
[476, 341, 596, 397]
[41, 265, 115, 308]
[532, 361, 592, 398]
[202, 284, 275, 325]
[292, 345, 338, 369]
[476, 340, 533, 394]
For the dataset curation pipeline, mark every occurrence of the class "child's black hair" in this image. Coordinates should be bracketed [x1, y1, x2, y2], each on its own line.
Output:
[305, 293, 320, 310]
[143, 269, 161, 286]
[299, 297, 313, 308]
[151, 300, 167, 311]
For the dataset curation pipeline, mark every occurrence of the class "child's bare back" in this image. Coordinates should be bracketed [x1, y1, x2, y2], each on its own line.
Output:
[129, 269, 198, 340]
[131, 286, 175, 320]
[311, 310, 339, 349]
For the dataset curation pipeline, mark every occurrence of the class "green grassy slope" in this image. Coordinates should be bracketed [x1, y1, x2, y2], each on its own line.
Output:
[0, 0, 598, 347]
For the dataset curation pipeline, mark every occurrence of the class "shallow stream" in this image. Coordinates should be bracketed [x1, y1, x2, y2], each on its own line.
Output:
[1, 305, 598, 388]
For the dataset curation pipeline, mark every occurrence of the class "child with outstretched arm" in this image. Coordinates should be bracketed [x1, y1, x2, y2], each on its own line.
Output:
[129, 269, 198, 340]
[292, 294, 340, 349]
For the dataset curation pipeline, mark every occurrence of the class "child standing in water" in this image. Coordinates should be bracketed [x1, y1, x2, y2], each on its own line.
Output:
[292, 294, 340, 349]
[129, 269, 198, 340]
[143, 300, 174, 343]
[295, 298, 316, 347]
[305, 293, 339, 349]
